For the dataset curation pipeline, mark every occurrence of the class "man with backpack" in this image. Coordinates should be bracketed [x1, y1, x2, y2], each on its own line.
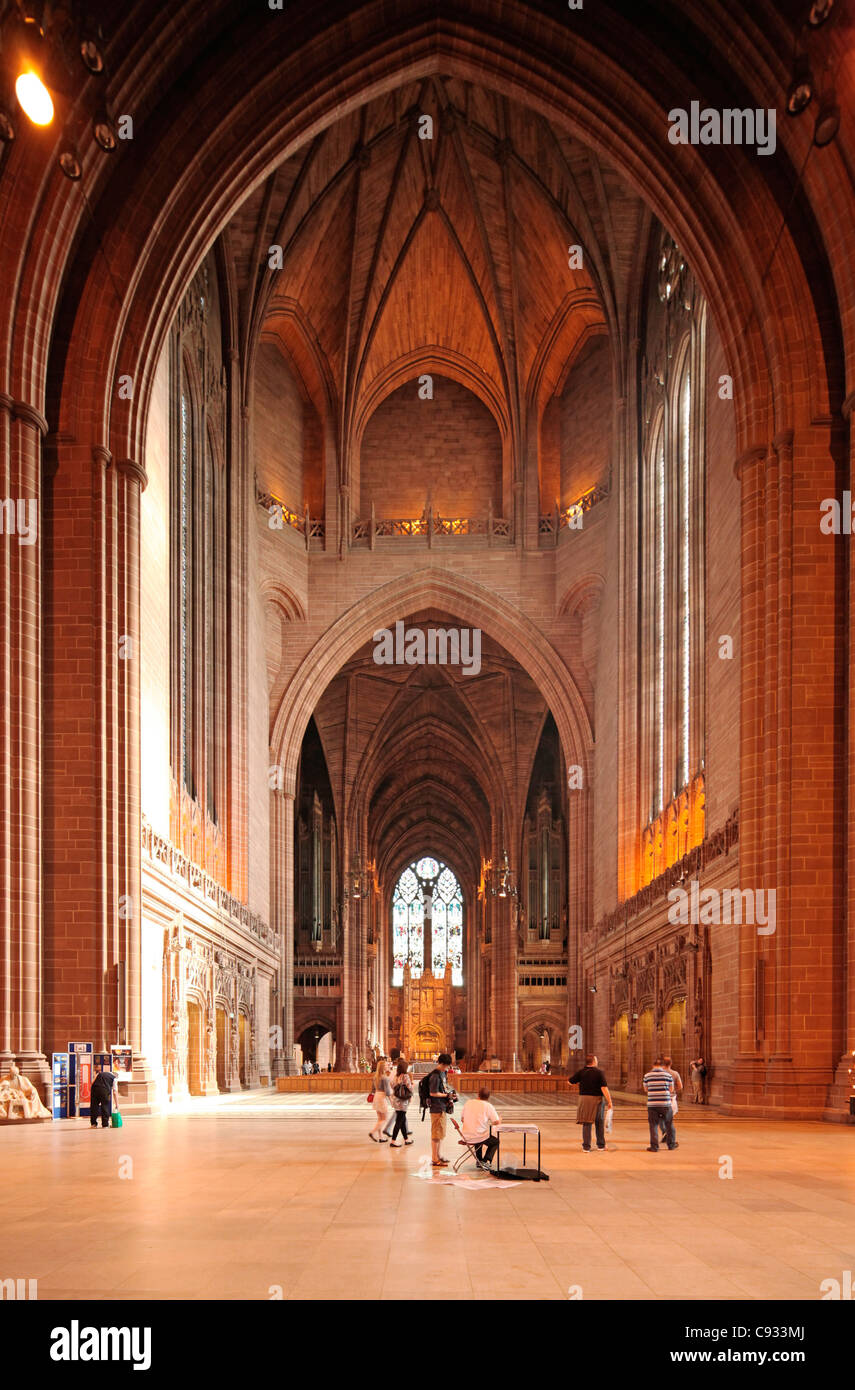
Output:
[419, 1053, 457, 1168]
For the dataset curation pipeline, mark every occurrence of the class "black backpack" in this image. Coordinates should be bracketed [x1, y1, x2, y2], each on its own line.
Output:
[418, 1068, 440, 1120]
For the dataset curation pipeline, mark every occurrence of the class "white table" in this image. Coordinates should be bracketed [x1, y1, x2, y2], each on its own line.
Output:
[491, 1122, 543, 1176]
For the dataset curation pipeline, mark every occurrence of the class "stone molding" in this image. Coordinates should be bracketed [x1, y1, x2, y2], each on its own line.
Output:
[142, 816, 279, 954]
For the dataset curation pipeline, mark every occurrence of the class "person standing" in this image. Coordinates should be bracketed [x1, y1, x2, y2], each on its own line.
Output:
[568, 1054, 613, 1151]
[659, 1055, 683, 1145]
[428, 1053, 456, 1168]
[690, 1056, 707, 1104]
[388, 1058, 414, 1146]
[89, 1064, 118, 1129]
[643, 1057, 677, 1151]
[369, 1057, 392, 1142]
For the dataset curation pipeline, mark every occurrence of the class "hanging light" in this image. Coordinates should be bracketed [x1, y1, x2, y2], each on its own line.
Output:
[348, 852, 372, 900]
[58, 144, 81, 180]
[13, 14, 54, 127]
[93, 110, 117, 152]
[808, 0, 834, 25]
[489, 850, 518, 899]
[15, 69, 53, 125]
[814, 104, 840, 147]
[786, 62, 814, 116]
[79, 34, 105, 74]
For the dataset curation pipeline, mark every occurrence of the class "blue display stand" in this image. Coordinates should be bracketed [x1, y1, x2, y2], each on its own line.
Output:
[52, 1053, 69, 1119]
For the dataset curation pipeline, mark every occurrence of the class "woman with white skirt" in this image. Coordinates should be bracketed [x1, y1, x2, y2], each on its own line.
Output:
[369, 1058, 392, 1142]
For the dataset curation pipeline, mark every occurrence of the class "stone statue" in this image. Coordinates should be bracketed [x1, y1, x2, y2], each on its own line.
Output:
[206, 1017, 217, 1078]
[230, 1017, 240, 1078]
[0, 1062, 52, 1121]
[342, 1040, 357, 1073]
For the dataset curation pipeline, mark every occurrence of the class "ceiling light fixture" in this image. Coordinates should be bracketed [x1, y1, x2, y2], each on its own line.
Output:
[79, 35, 105, 74]
[93, 111, 117, 151]
[813, 103, 840, 146]
[58, 145, 81, 180]
[808, 0, 834, 26]
[786, 63, 814, 116]
[15, 68, 53, 124]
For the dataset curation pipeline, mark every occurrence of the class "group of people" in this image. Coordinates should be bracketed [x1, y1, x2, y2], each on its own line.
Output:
[568, 1051, 710, 1152]
[369, 1055, 416, 1146]
[369, 1048, 711, 1163]
[369, 1052, 502, 1169]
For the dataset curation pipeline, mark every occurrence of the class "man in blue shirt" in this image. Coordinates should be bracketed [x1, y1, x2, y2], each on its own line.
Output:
[642, 1057, 677, 1151]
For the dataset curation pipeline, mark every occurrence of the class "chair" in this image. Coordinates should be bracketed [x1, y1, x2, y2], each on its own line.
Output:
[450, 1116, 493, 1174]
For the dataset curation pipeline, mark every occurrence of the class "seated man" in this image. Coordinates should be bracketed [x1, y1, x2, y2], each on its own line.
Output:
[460, 1086, 501, 1167]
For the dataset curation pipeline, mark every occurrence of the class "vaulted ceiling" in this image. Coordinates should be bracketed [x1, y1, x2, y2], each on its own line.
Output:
[307, 615, 555, 891]
[226, 76, 649, 462]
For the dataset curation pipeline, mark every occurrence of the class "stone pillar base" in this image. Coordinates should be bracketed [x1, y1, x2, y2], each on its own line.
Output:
[720, 1057, 843, 1120]
[16, 1052, 52, 1102]
[826, 1052, 855, 1122]
[118, 1054, 159, 1114]
[270, 1055, 300, 1077]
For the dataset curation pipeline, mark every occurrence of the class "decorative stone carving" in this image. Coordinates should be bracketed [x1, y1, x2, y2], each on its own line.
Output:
[0, 1062, 51, 1121]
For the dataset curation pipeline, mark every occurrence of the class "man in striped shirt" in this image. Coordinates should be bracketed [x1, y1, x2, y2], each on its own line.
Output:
[642, 1057, 678, 1151]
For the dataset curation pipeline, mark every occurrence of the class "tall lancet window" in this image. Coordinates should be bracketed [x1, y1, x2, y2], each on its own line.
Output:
[653, 420, 666, 818]
[170, 341, 220, 826]
[392, 858, 462, 986]
[177, 372, 195, 797]
[639, 235, 705, 884]
[677, 361, 692, 791]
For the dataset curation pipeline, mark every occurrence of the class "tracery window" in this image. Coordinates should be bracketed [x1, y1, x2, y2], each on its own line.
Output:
[392, 857, 463, 986]
[639, 236, 706, 882]
[169, 328, 221, 823]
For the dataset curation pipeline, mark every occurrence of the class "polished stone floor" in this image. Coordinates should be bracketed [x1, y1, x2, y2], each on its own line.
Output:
[3, 1091, 854, 1300]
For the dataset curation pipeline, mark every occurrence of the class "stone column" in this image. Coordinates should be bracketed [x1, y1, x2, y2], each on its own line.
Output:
[114, 458, 156, 1108]
[491, 886, 518, 1070]
[0, 396, 50, 1094]
[833, 394, 855, 1115]
[733, 446, 766, 1068]
[567, 784, 590, 1068]
[725, 427, 842, 1118]
[270, 785, 297, 1073]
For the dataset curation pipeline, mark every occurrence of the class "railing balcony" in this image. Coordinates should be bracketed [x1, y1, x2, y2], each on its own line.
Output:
[538, 478, 611, 545]
[256, 482, 325, 549]
[352, 503, 512, 548]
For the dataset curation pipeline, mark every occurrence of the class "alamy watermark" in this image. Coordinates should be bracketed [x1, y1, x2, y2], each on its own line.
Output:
[50, 1321, 151, 1370]
[668, 880, 776, 935]
[0, 498, 37, 545]
[372, 622, 481, 676]
[668, 102, 776, 157]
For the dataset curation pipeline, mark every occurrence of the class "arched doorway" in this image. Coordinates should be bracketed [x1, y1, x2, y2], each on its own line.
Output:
[664, 997, 687, 1082]
[187, 1000, 204, 1095]
[316, 1031, 334, 1070]
[298, 1020, 336, 1068]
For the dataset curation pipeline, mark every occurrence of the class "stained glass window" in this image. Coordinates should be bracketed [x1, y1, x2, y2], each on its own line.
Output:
[392, 859, 462, 986]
